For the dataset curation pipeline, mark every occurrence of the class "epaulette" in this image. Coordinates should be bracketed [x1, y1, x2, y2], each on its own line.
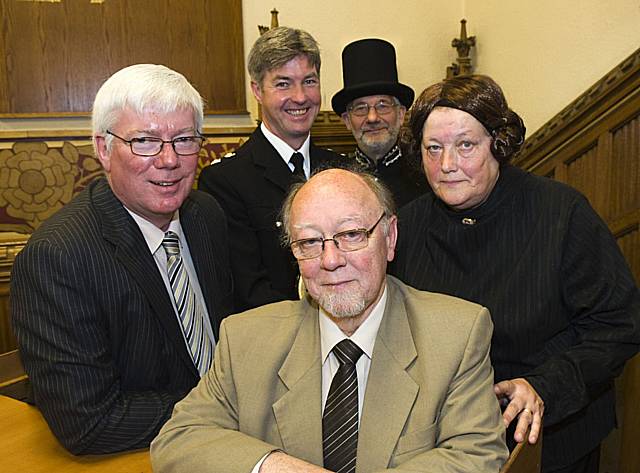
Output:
[210, 151, 237, 165]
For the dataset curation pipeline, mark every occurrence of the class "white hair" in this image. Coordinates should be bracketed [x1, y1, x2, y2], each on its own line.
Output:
[92, 64, 204, 151]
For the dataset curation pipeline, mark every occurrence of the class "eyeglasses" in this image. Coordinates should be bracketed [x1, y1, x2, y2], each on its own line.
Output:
[106, 130, 205, 157]
[347, 100, 398, 117]
[290, 213, 386, 260]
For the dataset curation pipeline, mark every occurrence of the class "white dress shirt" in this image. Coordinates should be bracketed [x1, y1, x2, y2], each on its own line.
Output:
[252, 285, 388, 472]
[261, 122, 311, 179]
[319, 285, 387, 423]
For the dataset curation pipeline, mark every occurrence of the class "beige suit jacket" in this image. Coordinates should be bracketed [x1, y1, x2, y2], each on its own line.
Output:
[151, 276, 508, 472]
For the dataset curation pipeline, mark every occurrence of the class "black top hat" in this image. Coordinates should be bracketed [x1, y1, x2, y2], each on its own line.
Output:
[332, 38, 414, 116]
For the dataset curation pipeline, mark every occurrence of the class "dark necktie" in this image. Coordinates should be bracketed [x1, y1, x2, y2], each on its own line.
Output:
[323, 339, 363, 473]
[161, 231, 213, 376]
[290, 151, 306, 180]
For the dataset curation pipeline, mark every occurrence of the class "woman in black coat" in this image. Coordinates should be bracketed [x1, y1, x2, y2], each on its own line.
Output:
[389, 74, 640, 473]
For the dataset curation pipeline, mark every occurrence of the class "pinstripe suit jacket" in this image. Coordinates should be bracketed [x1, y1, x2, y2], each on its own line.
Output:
[11, 178, 233, 455]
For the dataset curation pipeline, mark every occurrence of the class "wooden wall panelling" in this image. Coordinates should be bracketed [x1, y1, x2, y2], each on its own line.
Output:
[0, 5, 8, 114]
[0, 0, 246, 115]
[203, 0, 247, 114]
[593, 131, 613, 221]
[564, 142, 601, 213]
[610, 114, 640, 223]
[311, 111, 357, 154]
[513, 47, 640, 473]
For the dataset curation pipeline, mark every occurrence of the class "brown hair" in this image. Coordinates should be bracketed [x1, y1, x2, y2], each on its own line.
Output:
[403, 75, 526, 166]
[248, 27, 321, 86]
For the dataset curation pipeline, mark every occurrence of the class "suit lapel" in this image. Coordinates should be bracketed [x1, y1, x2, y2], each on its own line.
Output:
[251, 128, 295, 193]
[180, 195, 222, 338]
[309, 143, 322, 172]
[357, 280, 419, 472]
[272, 298, 324, 466]
[93, 179, 198, 377]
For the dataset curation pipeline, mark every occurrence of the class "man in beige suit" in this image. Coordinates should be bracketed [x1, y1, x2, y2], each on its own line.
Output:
[151, 168, 508, 472]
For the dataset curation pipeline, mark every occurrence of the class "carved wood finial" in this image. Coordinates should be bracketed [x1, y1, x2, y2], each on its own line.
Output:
[446, 19, 476, 78]
[258, 8, 279, 35]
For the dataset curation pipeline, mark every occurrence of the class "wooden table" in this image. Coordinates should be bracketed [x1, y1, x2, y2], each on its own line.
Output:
[0, 395, 152, 472]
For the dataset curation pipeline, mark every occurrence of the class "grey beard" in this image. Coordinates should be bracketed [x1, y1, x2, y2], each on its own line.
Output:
[318, 291, 366, 319]
[359, 136, 395, 159]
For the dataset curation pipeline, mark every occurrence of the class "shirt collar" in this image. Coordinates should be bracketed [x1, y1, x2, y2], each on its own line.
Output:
[124, 207, 183, 254]
[261, 122, 311, 162]
[319, 284, 388, 363]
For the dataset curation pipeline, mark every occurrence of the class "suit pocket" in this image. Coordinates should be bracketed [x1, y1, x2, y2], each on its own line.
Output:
[390, 422, 437, 467]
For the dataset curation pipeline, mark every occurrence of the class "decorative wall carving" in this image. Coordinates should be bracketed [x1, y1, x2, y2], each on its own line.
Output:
[0, 134, 250, 234]
[446, 19, 476, 78]
[0, 143, 99, 232]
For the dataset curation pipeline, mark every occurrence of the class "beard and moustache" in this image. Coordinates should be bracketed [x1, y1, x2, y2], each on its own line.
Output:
[317, 289, 367, 319]
[356, 115, 402, 158]
[358, 126, 396, 157]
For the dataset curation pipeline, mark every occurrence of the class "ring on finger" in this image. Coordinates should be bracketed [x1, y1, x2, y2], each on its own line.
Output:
[521, 408, 533, 417]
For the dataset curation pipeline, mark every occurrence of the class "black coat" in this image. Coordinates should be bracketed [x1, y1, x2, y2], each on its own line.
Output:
[11, 178, 233, 454]
[390, 165, 640, 470]
[198, 127, 340, 312]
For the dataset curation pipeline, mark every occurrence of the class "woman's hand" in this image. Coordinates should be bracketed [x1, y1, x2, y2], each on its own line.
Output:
[494, 378, 544, 444]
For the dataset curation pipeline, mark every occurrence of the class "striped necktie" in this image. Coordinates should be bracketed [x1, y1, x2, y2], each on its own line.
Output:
[161, 231, 213, 376]
[323, 339, 363, 473]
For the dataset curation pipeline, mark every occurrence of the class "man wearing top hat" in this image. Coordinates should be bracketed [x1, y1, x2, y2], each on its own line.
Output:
[333, 39, 427, 208]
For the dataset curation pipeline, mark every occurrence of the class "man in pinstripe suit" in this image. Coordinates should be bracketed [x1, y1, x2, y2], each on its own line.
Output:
[11, 64, 233, 455]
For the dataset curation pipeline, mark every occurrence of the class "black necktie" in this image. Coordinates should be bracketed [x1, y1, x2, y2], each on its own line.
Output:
[323, 339, 363, 473]
[290, 151, 306, 180]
